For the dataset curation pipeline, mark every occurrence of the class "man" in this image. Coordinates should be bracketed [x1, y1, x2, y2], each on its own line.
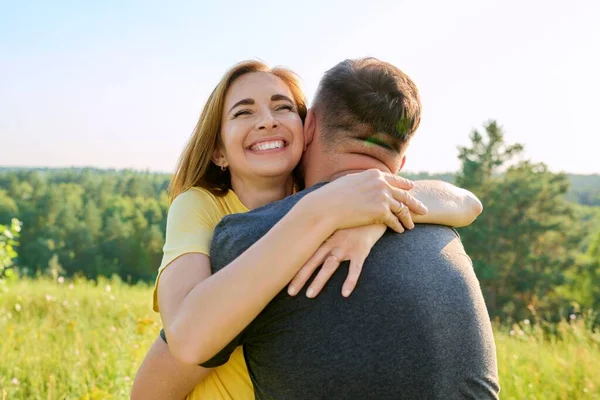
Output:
[133, 58, 499, 399]
[200, 58, 499, 399]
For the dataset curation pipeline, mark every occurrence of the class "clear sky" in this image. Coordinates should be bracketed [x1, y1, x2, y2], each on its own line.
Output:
[1, 0, 598, 174]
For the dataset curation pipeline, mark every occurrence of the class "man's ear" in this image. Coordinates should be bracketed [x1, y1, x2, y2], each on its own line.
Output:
[398, 156, 406, 172]
[211, 146, 228, 169]
[303, 108, 316, 151]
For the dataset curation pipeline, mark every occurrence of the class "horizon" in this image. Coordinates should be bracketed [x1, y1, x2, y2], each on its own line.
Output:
[1, 164, 598, 177]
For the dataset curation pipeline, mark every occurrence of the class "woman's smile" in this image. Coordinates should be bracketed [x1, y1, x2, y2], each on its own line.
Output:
[247, 138, 288, 153]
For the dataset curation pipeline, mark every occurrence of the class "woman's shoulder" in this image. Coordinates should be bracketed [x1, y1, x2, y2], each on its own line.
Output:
[171, 186, 247, 219]
[172, 187, 219, 207]
[168, 187, 223, 217]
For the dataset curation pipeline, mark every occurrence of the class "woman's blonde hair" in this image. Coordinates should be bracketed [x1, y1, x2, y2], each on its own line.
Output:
[168, 60, 307, 203]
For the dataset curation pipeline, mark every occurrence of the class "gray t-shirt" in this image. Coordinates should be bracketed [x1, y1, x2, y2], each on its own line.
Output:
[203, 183, 499, 400]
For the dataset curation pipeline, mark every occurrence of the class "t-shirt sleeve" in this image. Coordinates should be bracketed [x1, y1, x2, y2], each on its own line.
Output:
[159, 327, 242, 368]
[199, 333, 244, 368]
[152, 189, 222, 312]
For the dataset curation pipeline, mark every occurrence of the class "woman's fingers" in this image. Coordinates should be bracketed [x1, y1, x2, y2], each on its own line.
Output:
[393, 203, 414, 230]
[383, 204, 405, 234]
[306, 254, 342, 298]
[384, 174, 414, 190]
[288, 245, 331, 296]
[390, 186, 427, 215]
[341, 256, 366, 297]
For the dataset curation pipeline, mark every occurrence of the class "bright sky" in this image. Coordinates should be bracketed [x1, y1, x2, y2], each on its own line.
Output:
[1, 0, 598, 174]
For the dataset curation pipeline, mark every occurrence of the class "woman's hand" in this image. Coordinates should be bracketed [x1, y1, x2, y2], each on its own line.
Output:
[287, 224, 393, 298]
[304, 169, 428, 234]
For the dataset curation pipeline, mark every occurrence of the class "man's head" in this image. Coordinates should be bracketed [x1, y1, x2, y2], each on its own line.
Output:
[301, 58, 421, 187]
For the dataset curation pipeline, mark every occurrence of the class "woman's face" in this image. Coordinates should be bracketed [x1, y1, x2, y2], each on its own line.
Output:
[216, 72, 304, 183]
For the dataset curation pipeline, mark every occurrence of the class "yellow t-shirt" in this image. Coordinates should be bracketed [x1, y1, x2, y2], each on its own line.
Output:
[153, 187, 253, 400]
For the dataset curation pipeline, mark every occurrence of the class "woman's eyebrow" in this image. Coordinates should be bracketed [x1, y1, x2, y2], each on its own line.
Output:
[271, 94, 294, 103]
[228, 95, 292, 113]
[229, 98, 254, 113]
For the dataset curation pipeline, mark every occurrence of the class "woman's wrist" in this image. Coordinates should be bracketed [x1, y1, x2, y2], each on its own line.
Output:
[296, 191, 342, 234]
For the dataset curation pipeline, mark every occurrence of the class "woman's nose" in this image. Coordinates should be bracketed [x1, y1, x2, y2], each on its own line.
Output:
[256, 111, 279, 130]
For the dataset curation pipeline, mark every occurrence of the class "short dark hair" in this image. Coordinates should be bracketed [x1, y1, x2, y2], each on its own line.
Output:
[312, 58, 421, 151]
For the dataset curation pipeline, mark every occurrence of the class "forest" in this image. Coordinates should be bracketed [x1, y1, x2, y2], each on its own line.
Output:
[2, 121, 599, 323]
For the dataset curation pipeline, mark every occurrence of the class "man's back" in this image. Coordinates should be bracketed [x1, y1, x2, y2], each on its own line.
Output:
[208, 185, 499, 399]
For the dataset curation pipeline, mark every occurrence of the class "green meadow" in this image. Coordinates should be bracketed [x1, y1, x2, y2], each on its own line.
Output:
[1, 278, 598, 400]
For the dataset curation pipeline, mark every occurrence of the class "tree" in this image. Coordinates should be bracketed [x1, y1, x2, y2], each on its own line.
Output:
[456, 121, 582, 320]
[0, 189, 18, 223]
[0, 218, 21, 279]
[562, 230, 600, 312]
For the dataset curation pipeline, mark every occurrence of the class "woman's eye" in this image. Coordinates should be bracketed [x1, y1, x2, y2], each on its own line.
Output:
[276, 104, 294, 112]
[233, 109, 251, 117]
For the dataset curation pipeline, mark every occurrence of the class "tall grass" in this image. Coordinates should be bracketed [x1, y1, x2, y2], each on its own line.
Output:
[0, 278, 598, 399]
[0, 277, 159, 399]
[494, 316, 599, 399]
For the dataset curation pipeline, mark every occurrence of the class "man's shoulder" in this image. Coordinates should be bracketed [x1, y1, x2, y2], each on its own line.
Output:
[411, 224, 461, 239]
[373, 224, 463, 256]
[383, 224, 460, 240]
[209, 184, 329, 272]
[217, 183, 327, 228]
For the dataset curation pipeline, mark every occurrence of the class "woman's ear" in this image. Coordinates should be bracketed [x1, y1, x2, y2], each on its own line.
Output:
[211, 146, 228, 169]
[303, 109, 316, 151]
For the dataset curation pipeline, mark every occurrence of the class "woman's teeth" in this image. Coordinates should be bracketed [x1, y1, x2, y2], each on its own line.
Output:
[250, 140, 286, 151]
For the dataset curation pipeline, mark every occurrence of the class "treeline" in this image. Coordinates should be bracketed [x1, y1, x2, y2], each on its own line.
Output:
[1, 120, 599, 322]
[0, 169, 170, 282]
[403, 173, 600, 207]
[3, 169, 598, 207]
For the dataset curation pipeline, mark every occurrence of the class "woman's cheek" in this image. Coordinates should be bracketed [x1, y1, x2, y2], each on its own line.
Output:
[284, 114, 304, 136]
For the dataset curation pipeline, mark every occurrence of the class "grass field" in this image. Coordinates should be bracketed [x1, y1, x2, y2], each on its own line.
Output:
[1, 277, 598, 399]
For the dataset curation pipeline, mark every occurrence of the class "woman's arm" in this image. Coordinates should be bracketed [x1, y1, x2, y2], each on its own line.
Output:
[159, 170, 427, 365]
[287, 180, 483, 297]
[131, 336, 212, 400]
[409, 180, 482, 227]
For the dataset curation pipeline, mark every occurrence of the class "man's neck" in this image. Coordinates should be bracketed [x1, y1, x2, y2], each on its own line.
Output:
[302, 145, 381, 188]
[231, 175, 295, 210]
[305, 169, 364, 188]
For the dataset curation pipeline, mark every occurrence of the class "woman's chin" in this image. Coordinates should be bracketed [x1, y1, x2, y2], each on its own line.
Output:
[248, 164, 298, 180]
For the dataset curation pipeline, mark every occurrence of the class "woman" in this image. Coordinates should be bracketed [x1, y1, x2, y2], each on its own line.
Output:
[131, 60, 481, 399]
